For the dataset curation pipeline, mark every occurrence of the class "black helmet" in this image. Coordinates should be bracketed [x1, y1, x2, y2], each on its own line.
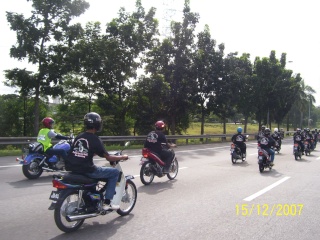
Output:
[265, 128, 271, 135]
[84, 112, 102, 132]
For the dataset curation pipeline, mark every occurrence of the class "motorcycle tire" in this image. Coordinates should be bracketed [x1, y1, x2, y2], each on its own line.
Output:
[54, 191, 85, 233]
[259, 163, 264, 173]
[22, 159, 43, 179]
[231, 155, 237, 164]
[140, 161, 155, 185]
[167, 158, 179, 180]
[294, 152, 298, 160]
[117, 179, 137, 216]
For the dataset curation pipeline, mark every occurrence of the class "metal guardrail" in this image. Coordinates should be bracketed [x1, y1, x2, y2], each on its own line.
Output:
[0, 132, 295, 145]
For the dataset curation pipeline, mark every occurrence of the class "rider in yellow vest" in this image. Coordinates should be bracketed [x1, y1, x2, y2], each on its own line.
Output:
[37, 117, 70, 169]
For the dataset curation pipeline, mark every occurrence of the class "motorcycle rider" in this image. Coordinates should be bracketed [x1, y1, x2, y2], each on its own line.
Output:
[231, 127, 247, 160]
[37, 117, 70, 169]
[144, 120, 176, 173]
[280, 128, 285, 139]
[293, 128, 305, 154]
[272, 128, 282, 149]
[305, 128, 314, 150]
[257, 125, 266, 143]
[259, 128, 275, 166]
[65, 112, 129, 211]
[313, 129, 318, 147]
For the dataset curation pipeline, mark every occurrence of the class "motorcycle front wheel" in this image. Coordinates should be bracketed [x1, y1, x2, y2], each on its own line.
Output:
[22, 158, 43, 179]
[167, 158, 179, 180]
[140, 161, 155, 185]
[54, 191, 85, 233]
[117, 179, 137, 216]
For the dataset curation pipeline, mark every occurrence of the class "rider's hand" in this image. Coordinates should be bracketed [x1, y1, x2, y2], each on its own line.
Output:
[122, 155, 129, 160]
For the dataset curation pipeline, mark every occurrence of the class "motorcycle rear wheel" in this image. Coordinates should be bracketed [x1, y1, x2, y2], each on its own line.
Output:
[259, 163, 264, 173]
[22, 159, 43, 179]
[140, 161, 155, 185]
[294, 152, 298, 160]
[54, 191, 85, 233]
[117, 179, 137, 216]
[167, 158, 179, 180]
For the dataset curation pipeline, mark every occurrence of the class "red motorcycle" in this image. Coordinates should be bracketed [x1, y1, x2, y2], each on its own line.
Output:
[139, 146, 179, 185]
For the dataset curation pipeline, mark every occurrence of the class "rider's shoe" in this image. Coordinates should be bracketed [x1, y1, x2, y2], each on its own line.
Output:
[55, 160, 65, 170]
[103, 203, 120, 211]
[270, 162, 274, 167]
[163, 166, 170, 173]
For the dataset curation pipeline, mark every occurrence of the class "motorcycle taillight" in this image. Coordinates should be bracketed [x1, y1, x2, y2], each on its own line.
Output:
[142, 148, 149, 158]
[52, 179, 67, 189]
[258, 151, 264, 156]
[294, 143, 298, 147]
[231, 143, 235, 149]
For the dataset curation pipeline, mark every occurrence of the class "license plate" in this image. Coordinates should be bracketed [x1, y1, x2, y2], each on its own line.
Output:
[258, 156, 263, 160]
[49, 191, 60, 200]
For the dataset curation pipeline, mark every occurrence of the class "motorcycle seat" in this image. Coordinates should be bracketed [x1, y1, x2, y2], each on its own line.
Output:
[55, 172, 104, 184]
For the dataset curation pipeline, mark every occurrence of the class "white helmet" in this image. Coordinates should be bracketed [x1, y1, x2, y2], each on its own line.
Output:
[274, 128, 278, 133]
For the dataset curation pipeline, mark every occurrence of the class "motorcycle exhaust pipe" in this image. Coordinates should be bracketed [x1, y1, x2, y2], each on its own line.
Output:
[42, 167, 55, 172]
[66, 213, 99, 221]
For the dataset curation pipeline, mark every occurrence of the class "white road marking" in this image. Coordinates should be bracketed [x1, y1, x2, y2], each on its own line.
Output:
[0, 164, 21, 168]
[243, 176, 291, 201]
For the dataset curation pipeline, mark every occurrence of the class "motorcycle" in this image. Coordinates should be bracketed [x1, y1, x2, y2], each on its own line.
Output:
[293, 143, 302, 160]
[304, 140, 311, 156]
[230, 143, 245, 164]
[273, 140, 281, 153]
[140, 144, 179, 185]
[16, 135, 73, 179]
[48, 142, 137, 233]
[257, 145, 273, 173]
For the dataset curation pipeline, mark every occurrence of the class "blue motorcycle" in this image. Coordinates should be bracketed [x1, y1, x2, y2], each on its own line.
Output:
[16, 137, 73, 179]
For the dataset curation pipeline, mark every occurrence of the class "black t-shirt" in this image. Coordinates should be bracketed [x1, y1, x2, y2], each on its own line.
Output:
[231, 133, 246, 144]
[144, 130, 167, 154]
[65, 132, 108, 173]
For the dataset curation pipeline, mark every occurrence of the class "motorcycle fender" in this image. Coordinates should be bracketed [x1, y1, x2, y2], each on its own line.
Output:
[23, 153, 44, 165]
[140, 158, 149, 165]
[48, 189, 76, 210]
[258, 156, 264, 163]
[125, 175, 135, 180]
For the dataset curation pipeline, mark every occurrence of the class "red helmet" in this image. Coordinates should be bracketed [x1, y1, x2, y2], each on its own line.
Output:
[155, 120, 165, 130]
[42, 117, 54, 129]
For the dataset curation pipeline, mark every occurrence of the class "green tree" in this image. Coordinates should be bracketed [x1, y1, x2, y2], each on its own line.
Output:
[145, 0, 199, 134]
[5, 0, 89, 135]
[191, 25, 224, 135]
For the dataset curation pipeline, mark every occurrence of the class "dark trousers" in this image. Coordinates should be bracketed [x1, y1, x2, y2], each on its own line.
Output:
[160, 149, 174, 167]
[46, 147, 68, 161]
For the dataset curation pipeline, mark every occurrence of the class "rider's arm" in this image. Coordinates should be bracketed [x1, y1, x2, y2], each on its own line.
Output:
[104, 153, 128, 162]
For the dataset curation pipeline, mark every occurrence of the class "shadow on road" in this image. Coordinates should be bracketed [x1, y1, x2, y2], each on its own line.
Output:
[49, 214, 135, 240]
[137, 180, 177, 195]
[7, 174, 52, 188]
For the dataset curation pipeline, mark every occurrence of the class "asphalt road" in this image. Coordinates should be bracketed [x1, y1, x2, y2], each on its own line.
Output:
[0, 139, 320, 240]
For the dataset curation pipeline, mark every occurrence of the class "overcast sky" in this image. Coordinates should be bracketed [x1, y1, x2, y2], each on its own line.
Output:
[1, 0, 319, 105]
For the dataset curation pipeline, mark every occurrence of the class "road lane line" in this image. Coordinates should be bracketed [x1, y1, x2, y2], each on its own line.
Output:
[243, 176, 291, 201]
[0, 165, 21, 168]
